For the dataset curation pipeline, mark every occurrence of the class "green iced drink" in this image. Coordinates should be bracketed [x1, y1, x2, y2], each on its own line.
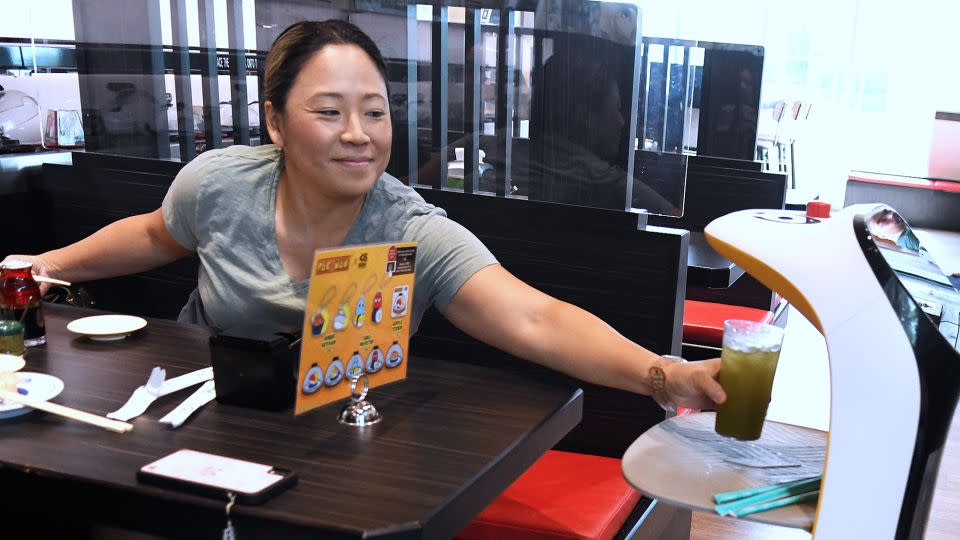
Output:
[714, 320, 784, 441]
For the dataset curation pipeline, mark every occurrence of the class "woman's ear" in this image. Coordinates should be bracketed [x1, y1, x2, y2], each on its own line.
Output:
[264, 101, 285, 147]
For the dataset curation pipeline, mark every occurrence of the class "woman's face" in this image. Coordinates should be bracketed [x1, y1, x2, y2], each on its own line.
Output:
[267, 44, 392, 200]
[869, 210, 906, 240]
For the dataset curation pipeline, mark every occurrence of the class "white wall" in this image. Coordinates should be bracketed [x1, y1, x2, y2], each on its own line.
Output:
[0, 0, 75, 41]
[638, 0, 960, 203]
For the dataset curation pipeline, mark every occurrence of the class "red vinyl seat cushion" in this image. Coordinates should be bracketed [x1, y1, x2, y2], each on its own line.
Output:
[456, 450, 641, 540]
[683, 300, 774, 346]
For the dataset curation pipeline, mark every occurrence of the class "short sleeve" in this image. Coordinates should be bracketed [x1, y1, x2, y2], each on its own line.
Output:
[161, 154, 207, 251]
[403, 213, 498, 312]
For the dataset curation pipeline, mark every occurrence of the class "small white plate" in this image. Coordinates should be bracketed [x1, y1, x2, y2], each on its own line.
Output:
[67, 315, 148, 341]
[0, 354, 25, 373]
[0, 372, 65, 419]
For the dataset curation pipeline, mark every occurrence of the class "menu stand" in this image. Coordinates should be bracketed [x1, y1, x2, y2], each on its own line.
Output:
[338, 374, 382, 426]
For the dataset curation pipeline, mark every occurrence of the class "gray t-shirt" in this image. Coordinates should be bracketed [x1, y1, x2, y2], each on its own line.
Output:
[162, 144, 497, 339]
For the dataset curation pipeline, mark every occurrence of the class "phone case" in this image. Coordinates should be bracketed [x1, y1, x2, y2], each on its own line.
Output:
[137, 449, 297, 504]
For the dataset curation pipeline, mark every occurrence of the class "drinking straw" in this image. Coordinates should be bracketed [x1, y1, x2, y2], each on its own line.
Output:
[729, 490, 820, 518]
[714, 475, 820, 504]
[714, 477, 821, 516]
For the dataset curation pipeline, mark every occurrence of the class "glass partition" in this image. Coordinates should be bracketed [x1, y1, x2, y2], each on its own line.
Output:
[2, 1, 768, 216]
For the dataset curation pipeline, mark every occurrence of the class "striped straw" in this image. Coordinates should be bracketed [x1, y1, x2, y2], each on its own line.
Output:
[715, 477, 821, 516]
[714, 476, 820, 504]
[730, 490, 820, 518]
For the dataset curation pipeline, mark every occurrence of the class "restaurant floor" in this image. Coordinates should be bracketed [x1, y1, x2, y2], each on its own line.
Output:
[691, 511, 809, 540]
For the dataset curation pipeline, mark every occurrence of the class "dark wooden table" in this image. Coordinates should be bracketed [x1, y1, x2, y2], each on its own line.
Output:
[0, 304, 583, 539]
[687, 232, 745, 288]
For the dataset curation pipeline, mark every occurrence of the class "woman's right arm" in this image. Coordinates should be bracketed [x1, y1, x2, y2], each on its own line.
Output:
[4, 208, 193, 284]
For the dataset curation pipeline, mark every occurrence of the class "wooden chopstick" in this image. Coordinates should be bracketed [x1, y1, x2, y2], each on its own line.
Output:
[0, 389, 133, 433]
[33, 276, 72, 287]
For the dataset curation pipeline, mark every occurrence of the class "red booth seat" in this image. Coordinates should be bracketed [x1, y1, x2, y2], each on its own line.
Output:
[682, 299, 774, 346]
[457, 450, 641, 540]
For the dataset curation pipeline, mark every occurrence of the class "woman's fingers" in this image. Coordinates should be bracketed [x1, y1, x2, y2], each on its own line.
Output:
[699, 358, 726, 404]
[700, 368, 727, 405]
[666, 359, 726, 410]
[3, 254, 42, 272]
[2, 254, 52, 294]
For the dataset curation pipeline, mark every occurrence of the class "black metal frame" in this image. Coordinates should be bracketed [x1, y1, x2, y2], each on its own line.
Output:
[492, 9, 515, 197]
[430, 5, 448, 190]
[170, 0, 196, 161]
[226, 0, 250, 146]
[198, 0, 223, 150]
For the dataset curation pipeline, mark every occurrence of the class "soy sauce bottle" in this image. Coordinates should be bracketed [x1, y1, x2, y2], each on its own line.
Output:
[0, 260, 46, 346]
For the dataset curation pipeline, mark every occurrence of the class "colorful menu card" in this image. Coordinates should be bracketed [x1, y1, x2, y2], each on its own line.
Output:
[295, 242, 417, 415]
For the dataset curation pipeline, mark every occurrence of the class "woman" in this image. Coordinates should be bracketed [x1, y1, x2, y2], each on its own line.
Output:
[4, 21, 724, 411]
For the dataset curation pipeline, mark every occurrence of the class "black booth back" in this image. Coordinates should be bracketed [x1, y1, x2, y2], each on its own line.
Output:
[646, 155, 788, 313]
[415, 189, 689, 456]
[37, 153, 198, 319]
[24, 151, 690, 457]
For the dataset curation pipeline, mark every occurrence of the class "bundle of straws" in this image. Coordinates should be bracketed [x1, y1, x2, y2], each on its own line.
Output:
[713, 476, 821, 518]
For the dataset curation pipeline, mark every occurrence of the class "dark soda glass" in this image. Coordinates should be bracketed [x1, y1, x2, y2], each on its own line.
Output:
[0, 260, 46, 346]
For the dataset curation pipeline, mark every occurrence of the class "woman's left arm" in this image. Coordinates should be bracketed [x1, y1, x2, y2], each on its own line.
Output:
[443, 264, 726, 410]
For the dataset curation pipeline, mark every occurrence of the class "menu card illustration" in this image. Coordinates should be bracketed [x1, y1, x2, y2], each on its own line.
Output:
[296, 242, 417, 415]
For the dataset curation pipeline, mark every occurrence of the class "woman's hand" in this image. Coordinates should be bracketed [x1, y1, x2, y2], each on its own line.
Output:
[1, 254, 61, 294]
[663, 358, 726, 410]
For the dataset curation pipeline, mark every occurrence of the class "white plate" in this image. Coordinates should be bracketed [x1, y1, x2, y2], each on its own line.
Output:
[0, 354, 25, 372]
[67, 315, 147, 341]
[0, 372, 66, 419]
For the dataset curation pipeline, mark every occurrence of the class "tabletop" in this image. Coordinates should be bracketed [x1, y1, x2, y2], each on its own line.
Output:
[0, 304, 583, 539]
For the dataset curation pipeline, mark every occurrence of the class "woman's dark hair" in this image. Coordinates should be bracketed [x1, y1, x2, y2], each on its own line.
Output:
[264, 20, 389, 114]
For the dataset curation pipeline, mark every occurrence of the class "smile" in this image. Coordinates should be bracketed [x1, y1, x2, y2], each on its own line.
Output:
[334, 159, 372, 168]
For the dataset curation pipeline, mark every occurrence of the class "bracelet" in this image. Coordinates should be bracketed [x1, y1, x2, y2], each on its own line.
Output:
[649, 354, 685, 413]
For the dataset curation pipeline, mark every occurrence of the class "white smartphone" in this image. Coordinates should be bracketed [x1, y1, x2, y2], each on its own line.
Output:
[138, 449, 297, 504]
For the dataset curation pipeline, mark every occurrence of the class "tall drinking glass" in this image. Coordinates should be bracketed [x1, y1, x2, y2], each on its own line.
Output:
[714, 320, 785, 440]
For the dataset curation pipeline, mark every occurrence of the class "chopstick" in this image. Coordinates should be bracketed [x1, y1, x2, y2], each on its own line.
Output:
[0, 389, 133, 433]
[33, 276, 72, 287]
